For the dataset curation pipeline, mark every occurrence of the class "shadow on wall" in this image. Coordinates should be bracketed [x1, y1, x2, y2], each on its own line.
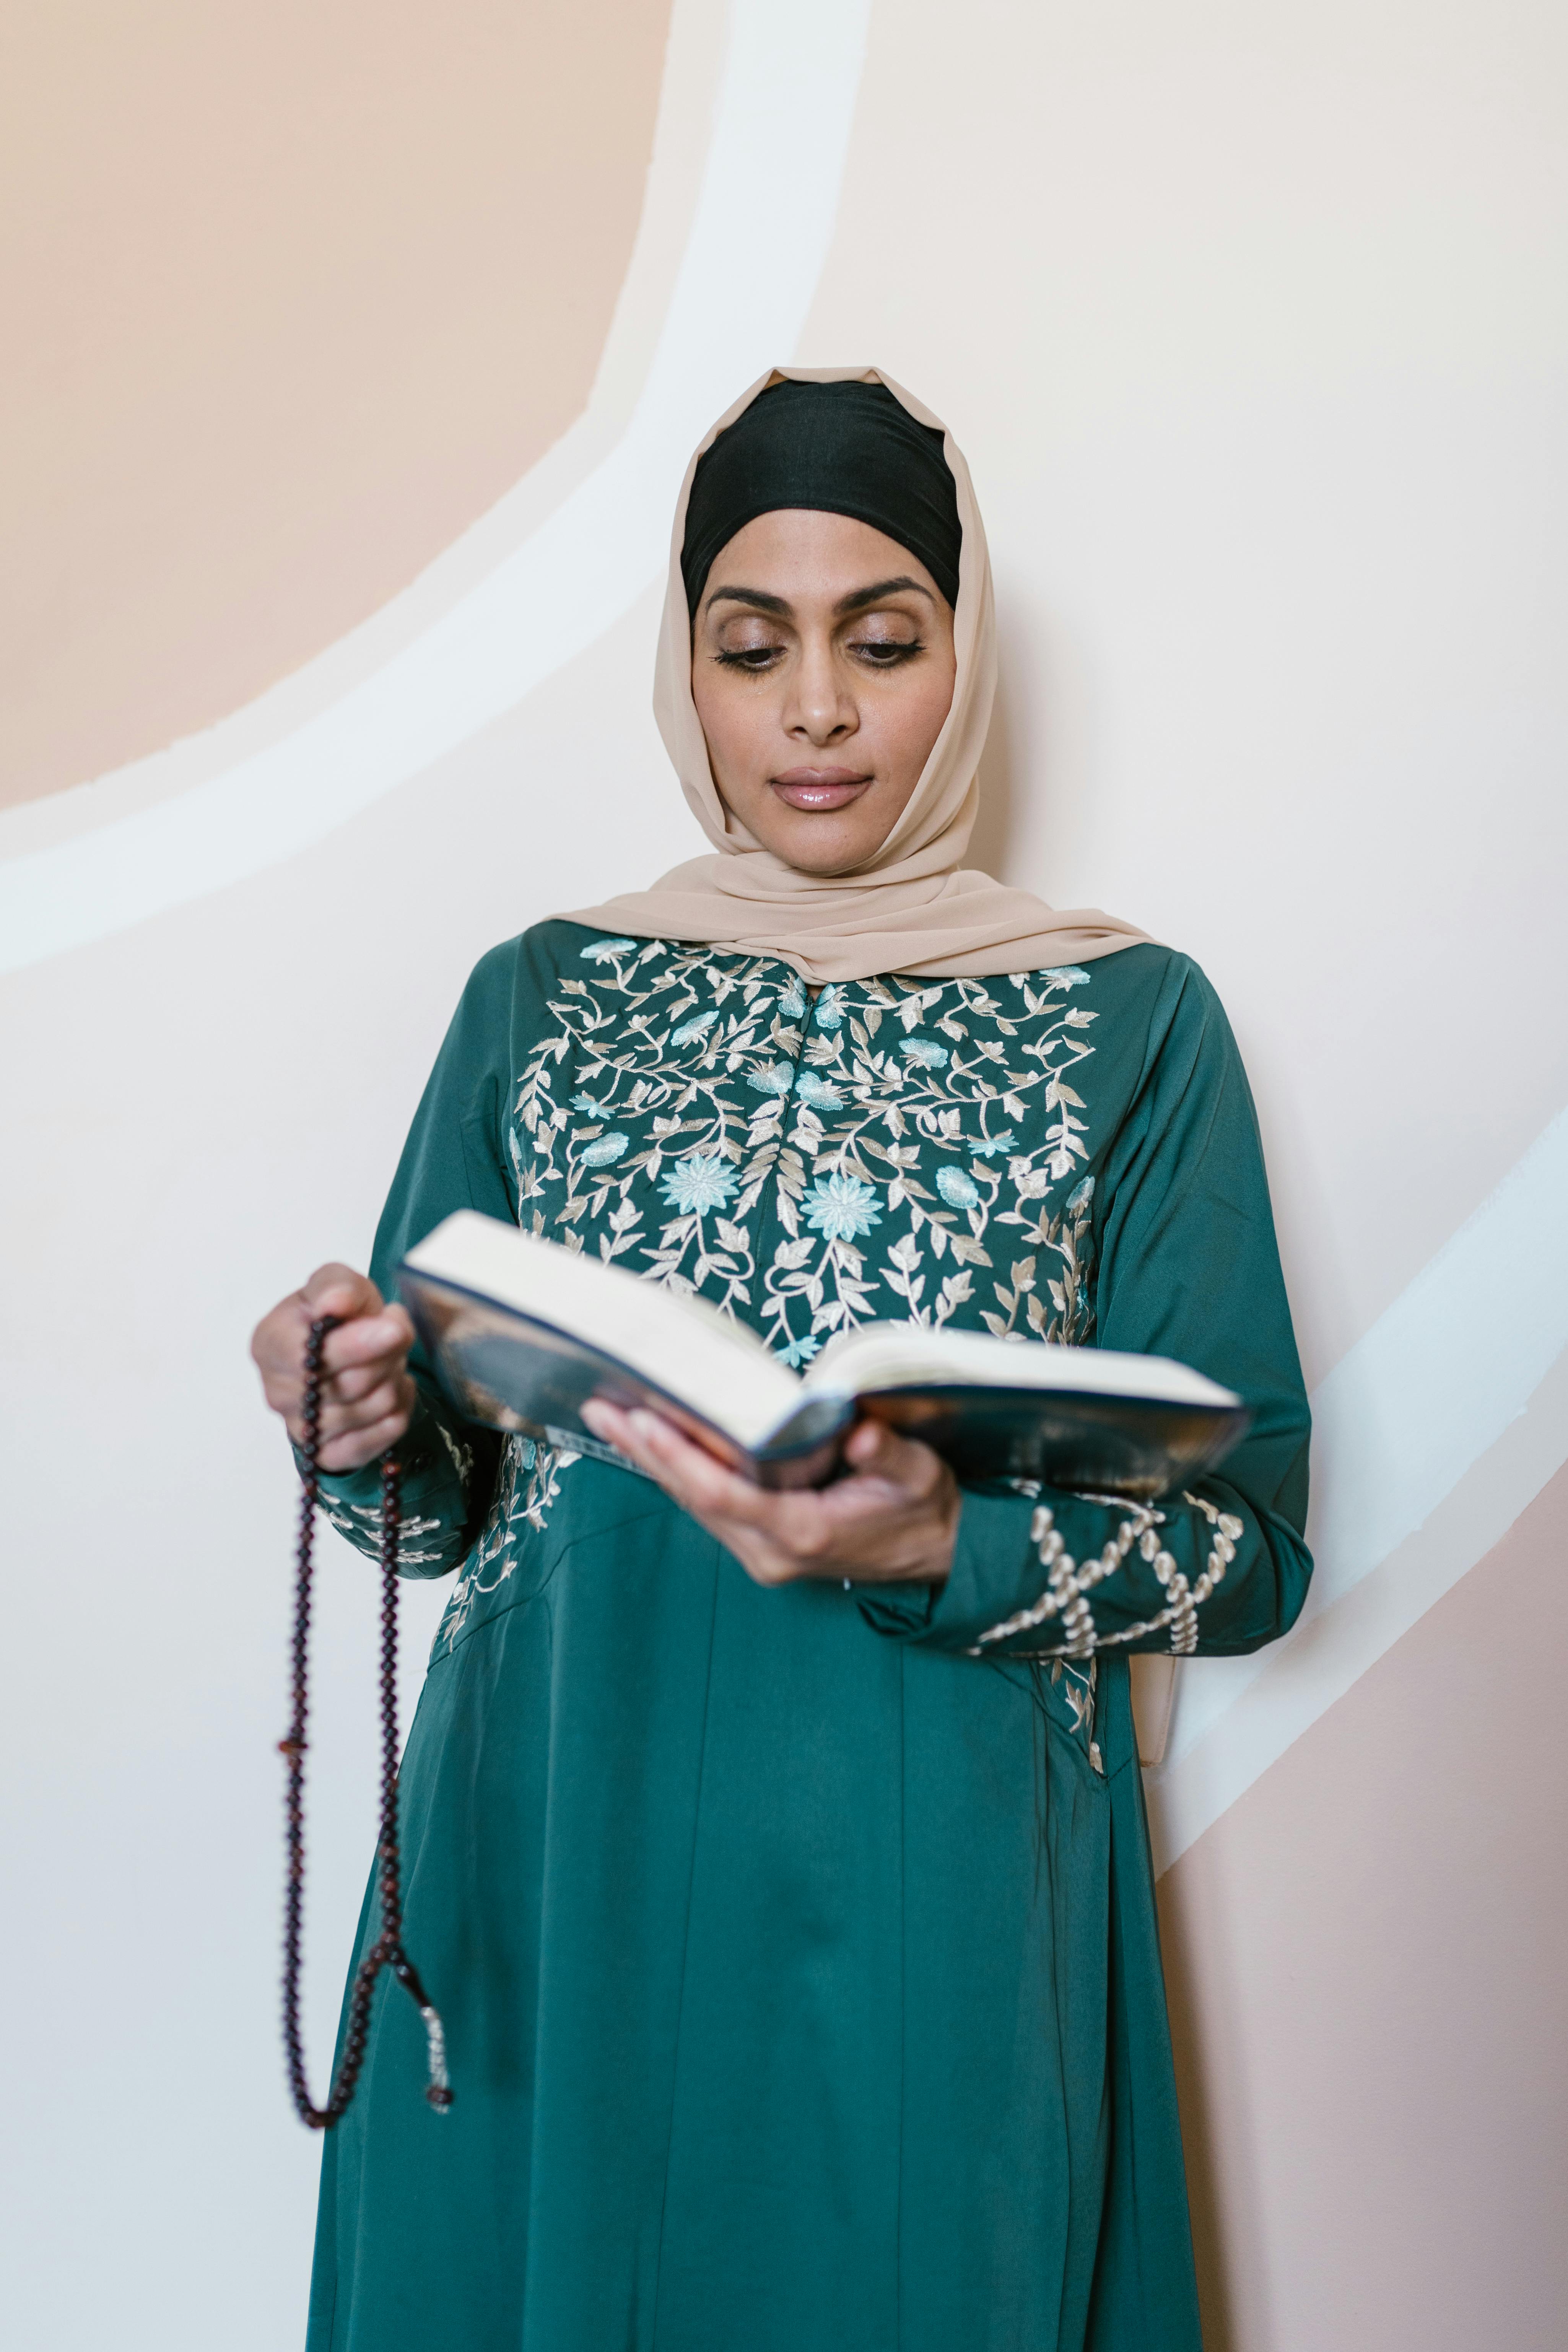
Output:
[970, 625, 1021, 881]
[967, 601, 1082, 894]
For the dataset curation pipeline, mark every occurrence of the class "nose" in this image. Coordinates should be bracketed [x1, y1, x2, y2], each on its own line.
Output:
[781, 629, 857, 748]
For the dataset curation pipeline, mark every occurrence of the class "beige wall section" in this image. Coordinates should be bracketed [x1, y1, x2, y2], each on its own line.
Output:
[1159, 1464, 1568, 2352]
[0, 0, 671, 807]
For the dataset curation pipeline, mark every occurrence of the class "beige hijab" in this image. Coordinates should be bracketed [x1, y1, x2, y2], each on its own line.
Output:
[563, 365, 1148, 984]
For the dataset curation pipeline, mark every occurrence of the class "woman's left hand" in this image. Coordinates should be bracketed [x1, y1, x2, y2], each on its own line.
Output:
[579, 1401, 960, 1589]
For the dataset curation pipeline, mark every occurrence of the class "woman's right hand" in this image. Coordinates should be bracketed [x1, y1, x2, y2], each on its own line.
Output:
[250, 1264, 417, 1472]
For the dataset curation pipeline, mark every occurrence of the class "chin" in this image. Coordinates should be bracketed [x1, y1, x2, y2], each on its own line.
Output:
[766, 825, 882, 878]
[780, 847, 874, 878]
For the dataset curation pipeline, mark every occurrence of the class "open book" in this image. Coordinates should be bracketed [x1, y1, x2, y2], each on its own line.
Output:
[399, 1211, 1250, 1498]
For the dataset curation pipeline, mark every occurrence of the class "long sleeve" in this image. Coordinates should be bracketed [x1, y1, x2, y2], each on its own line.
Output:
[859, 953, 1313, 1659]
[307, 945, 521, 1578]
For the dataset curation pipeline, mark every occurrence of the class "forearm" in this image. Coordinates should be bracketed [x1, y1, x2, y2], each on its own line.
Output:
[857, 1470, 1311, 1658]
[300, 1382, 500, 1579]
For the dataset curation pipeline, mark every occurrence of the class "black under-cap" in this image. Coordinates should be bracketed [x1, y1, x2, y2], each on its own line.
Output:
[681, 378, 962, 618]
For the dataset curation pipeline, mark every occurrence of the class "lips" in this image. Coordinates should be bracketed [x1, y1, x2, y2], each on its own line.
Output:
[769, 768, 874, 812]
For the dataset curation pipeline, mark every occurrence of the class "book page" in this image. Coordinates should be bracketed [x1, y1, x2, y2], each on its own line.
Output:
[802, 1321, 1240, 1409]
[404, 1212, 801, 1448]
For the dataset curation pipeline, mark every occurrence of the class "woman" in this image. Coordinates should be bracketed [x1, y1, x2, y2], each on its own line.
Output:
[253, 368, 1312, 2351]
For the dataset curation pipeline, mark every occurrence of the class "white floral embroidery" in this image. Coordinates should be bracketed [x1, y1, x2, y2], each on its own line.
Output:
[433, 1433, 580, 1656]
[1049, 1657, 1104, 1773]
[509, 940, 1103, 1368]
[322, 1498, 448, 1570]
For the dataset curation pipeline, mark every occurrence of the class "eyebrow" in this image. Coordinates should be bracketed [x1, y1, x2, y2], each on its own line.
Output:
[704, 585, 791, 616]
[834, 575, 935, 616]
[704, 574, 935, 620]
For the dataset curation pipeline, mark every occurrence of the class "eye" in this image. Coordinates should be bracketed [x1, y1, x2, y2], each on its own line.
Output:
[851, 635, 924, 668]
[714, 644, 784, 672]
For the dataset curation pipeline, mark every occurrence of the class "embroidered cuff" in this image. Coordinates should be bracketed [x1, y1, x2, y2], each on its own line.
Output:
[852, 1486, 1037, 1647]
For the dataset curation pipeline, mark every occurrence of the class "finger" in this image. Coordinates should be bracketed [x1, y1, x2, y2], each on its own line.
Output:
[303, 1264, 385, 1318]
[619, 1409, 792, 1525]
[841, 1417, 946, 1494]
[579, 1400, 693, 1490]
[581, 1401, 707, 1490]
[318, 1405, 412, 1474]
[320, 1306, 415, 1377]
[323, 1358, 400, 1408]
[584, 1402, 782, 1532]
[317, 1375, 410, 1436]
[288, 1365, 412, 1437]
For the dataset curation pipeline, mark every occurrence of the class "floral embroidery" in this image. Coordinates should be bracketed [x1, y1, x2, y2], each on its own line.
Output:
[324, 1497, 449, 1571]
[803, 1170, 883, 1243]
[508, 939, 1105, 1374]
[661, 1150, 738, 1216]
[578, 1131, 629, 1168]
[1055, 1657, 1104, 1773]
[433, 1434, 578, 1655]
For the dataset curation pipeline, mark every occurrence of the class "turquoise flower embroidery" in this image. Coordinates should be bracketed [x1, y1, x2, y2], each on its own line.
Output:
[777, 975, 808, 1021]
[670, 1007, 719, 1047]
[580, 937, 637, 962]
[936, 1165, 981, 1209]
[778, 1332, 821, 1368]
[661, 1152, 738, 1215]
[803, 1171, 882, 1242]
[1066, 1174, 1096, 1212]
[900, 1036, 949, 1069]
[972, 1130, 1016, 1158]
[1043, 965, 1091, 989]
[748, 1062, 794, 1098]
[813, 986, 845, 1032]
[578, 1131, 629, 1168]
[793, 1071, 844, 1108]
[571, 1091, 614, 1116]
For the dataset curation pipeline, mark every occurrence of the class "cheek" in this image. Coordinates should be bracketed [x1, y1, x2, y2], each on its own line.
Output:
[691, 670, 771, 788]
[881, 663, 956, 777]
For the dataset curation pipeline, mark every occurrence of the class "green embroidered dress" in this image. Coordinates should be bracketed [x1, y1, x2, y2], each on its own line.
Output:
[306, 923, 1311, 2352]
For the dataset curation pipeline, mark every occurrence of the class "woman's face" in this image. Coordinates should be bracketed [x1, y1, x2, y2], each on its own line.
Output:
[690, 508, 957, 875]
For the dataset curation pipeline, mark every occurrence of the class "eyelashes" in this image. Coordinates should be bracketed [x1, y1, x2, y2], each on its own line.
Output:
[714, 646, 783, 671]
[857, 638, 925, 667]
[712, 638, 926, 673]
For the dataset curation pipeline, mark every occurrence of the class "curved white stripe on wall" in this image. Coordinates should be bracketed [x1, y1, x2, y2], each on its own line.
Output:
[1147, 1101, 1568, 1872]
[0, 0, 872, 978]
